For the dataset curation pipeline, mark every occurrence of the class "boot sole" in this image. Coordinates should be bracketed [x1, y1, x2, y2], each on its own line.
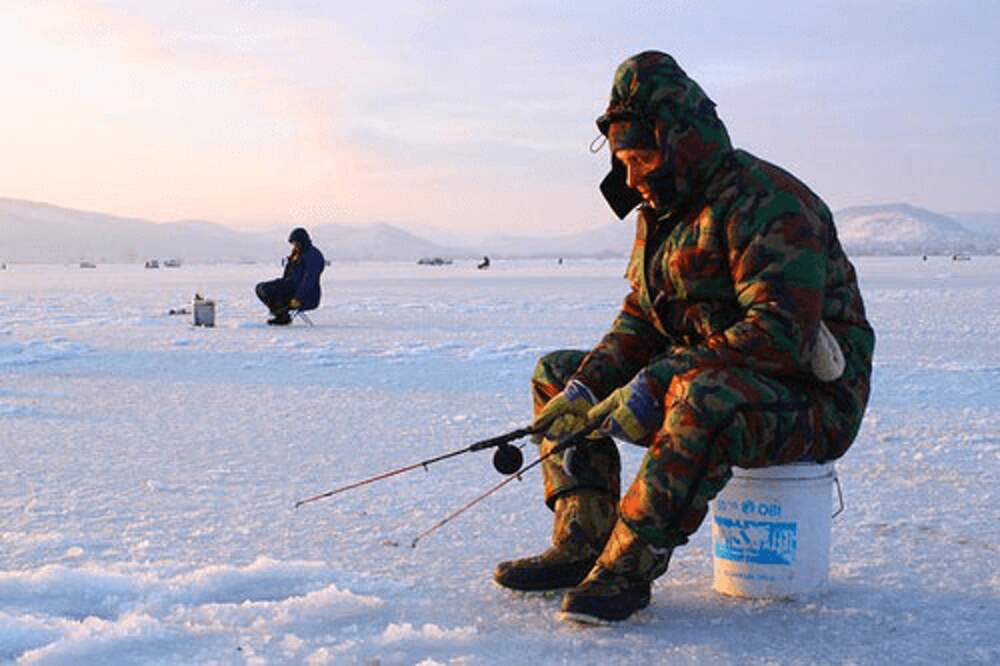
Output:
[492, 580, 563, 597]
[559, 585, 651, 624]
[558, 610, 615, 626]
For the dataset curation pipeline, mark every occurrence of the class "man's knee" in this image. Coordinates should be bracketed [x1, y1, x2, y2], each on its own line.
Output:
[531, 350, 588, 409]
[666, 367, 741, 419]
[532, 350, 588, 388]
[664, 366, 818, 467]
[665, 365, 786, 422]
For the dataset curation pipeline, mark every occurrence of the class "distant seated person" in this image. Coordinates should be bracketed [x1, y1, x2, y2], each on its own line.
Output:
[255, 227, 325, 326]
[477, 255, 491, 270]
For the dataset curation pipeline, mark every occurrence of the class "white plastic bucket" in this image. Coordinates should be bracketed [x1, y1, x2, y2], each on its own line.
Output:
[193, 300, 216, 327]
[710, 463, 839, 599]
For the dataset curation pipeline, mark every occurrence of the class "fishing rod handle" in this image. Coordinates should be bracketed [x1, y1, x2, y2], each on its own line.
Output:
[467, 426, 535, 452]
[551, 420, 604, 453]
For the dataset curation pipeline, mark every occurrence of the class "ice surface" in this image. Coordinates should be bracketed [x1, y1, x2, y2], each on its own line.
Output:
[1, 257, 998, 664]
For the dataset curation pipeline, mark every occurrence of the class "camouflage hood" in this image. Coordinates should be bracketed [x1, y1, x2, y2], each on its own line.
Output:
[597, 51, 733, 218]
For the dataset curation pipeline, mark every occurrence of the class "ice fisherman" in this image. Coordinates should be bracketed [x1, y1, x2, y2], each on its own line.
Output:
[254, 227, 325, 326]
[493, 52, 875, 624]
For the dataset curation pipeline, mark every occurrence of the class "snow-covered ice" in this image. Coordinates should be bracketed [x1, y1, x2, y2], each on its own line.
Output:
[1, 257, 998, 664]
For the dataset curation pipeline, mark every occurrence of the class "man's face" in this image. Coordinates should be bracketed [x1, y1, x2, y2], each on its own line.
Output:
[615, 148, 663, 204]
[291, 241, 302, 252]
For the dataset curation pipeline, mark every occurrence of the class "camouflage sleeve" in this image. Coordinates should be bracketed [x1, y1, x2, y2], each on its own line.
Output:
[570, 288, 668, 400]
[643, 204, 827, 393]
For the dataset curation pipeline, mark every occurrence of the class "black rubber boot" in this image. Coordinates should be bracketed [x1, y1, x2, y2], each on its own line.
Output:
[494, 492, 617, 592]
[267, 311, 292, 326]
[560, 520, 672, 624]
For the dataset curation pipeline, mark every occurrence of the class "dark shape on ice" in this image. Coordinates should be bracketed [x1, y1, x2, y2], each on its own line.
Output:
[418, 257, 453, 266]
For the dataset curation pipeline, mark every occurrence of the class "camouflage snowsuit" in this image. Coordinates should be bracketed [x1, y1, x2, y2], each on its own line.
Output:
[534, 52, 875, 550]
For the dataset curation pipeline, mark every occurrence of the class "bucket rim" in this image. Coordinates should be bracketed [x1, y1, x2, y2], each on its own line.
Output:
[731, 462, 835, 481]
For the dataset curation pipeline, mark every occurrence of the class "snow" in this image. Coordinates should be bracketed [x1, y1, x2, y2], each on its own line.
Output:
[1, 257, 998, 664]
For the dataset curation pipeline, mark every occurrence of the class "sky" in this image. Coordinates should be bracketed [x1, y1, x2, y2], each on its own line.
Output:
[1, 0, 997, 237]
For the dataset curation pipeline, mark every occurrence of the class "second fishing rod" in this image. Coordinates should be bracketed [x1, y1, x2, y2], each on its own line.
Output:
[294, 425, 536, 509]
[294, 420, 603, 546]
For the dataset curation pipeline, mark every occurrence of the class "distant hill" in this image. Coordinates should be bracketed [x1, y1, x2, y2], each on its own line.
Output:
[480, 223, 634, 259]
[2, 196, 999, 262]
[0, 198, 277, 263]
[486, 203, 1000, 258]
[834, 203, 999, 255]
[0, 198, 452, 263]
[947, 212, 1000, 238]
[310, 222, 454, 261]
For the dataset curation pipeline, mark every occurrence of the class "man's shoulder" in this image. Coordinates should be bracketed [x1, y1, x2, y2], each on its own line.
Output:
[728, 150, 828, 212]
[712, 150, 832, 226]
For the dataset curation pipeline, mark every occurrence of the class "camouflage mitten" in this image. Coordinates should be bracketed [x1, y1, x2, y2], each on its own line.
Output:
[585, 368, 663, 445]
[493, 491, 617, 592]
[560, 519, 672, 623]
[532, 379, 597, 440]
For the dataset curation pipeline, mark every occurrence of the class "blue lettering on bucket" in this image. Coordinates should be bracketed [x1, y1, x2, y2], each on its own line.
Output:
[714, 515, 797, 565]
[716, 499, 741, 513]
[756, 503, 782, 517]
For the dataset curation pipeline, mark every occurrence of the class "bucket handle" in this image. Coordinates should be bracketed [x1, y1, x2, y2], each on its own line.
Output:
[832, 475, 845, 519]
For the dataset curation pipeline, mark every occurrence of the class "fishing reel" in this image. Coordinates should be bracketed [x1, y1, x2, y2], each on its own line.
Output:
[492, 443, 524, 475]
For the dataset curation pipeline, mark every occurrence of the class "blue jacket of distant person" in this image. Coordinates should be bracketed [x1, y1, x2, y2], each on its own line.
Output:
[284, 228, 325, 310]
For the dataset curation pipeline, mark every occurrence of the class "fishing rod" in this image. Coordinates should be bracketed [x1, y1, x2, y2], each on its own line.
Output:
[294, 425, 535, 509]
[409, 420, 603, 548]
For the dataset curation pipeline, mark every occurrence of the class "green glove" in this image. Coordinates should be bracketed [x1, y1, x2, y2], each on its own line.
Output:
[532, 379, 596, 440]
[586, 368, 663, 445]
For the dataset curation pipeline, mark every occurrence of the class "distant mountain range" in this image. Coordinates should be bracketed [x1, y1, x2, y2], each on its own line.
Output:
[0, 198, 453, 263]
[1, 197, 998, 263]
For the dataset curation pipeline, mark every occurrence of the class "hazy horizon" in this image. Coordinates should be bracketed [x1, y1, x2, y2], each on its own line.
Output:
[2, 1, 997, 236]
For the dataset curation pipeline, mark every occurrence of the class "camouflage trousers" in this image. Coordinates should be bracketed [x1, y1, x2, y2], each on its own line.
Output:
[533, 350, 860, 550]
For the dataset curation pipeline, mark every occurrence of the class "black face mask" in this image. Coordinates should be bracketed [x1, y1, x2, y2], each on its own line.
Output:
[599, 155, 645, 220]
[641, 147, 678, 211]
